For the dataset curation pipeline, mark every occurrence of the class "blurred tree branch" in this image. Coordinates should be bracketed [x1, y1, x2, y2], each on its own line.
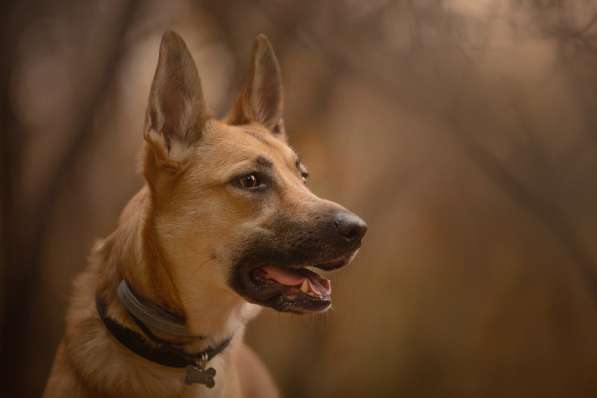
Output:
[450, 115, 597, 295]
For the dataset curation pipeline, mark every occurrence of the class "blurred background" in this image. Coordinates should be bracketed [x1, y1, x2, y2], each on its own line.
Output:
[2, 0, 597, 396]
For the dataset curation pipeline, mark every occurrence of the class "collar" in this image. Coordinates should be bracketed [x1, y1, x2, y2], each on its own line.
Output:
[116, 279, 202, 342]
[96, 281, 232, 388]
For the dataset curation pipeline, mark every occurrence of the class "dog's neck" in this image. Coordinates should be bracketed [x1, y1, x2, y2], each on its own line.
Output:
[99, 186, 259, 351]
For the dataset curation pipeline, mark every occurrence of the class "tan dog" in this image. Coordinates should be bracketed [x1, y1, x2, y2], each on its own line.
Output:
[43, 31, 367, 398]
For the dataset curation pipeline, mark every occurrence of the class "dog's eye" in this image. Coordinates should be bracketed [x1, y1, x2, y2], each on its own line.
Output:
[236, 173, 266, 191]
[300, 169, 309, 181]
[240, 174, 259, 188]
[298, 164, 309, 183]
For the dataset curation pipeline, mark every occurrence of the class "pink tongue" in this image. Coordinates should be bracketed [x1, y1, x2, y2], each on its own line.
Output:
[262, 266, 305, 286]
[261, 266, 332, 296]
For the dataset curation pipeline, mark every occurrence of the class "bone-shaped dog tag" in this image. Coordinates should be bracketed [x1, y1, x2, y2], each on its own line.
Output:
[184, 365, 216, 388]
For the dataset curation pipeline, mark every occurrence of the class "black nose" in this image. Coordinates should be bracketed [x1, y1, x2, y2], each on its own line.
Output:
[334, 212, 368, 243]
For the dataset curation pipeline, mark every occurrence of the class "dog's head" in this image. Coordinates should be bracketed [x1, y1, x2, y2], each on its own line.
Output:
[142, 31, 367, 314]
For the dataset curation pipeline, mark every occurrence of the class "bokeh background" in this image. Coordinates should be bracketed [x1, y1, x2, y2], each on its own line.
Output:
[3, 0, 597, 397]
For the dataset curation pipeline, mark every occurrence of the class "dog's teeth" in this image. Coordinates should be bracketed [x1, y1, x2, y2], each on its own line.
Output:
[300, 280, 309, 293]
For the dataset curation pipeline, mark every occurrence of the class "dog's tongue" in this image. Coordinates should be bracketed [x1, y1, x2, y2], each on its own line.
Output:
[261, 266, 331, 296]
[262, 266, 304, 286]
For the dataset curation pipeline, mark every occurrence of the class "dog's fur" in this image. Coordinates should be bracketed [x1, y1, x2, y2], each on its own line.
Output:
[44, 31, 365, 398]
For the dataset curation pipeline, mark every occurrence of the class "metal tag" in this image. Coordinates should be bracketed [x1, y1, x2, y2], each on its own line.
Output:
[184, 364, 216, 388]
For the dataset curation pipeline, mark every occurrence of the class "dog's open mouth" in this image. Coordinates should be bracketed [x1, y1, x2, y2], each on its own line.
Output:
[232, 253, 357, 314]
[251, 266, 332, 310]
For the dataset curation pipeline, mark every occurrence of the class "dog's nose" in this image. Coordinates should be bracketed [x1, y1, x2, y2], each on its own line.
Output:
[334, 211, 368, 243]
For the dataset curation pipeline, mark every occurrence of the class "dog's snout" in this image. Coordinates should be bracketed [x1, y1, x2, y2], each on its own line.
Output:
[334, 212, 367, 243]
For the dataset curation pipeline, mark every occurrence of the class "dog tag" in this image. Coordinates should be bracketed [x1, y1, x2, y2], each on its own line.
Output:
[185, 365, 216, 388]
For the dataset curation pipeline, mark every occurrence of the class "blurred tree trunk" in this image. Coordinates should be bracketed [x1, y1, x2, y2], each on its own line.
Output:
[0, 1, 141, 395]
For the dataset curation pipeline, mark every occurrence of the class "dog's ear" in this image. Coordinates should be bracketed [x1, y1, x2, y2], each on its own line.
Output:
[229, 34, 285, 138]
[144, 31, 208, 167]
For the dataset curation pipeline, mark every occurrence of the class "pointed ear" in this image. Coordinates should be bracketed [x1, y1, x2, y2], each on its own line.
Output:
[229, 34, 285, 138]
[144, 31, 208, 165]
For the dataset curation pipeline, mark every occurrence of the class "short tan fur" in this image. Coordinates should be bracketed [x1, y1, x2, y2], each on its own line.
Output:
[44, 31, 366, 398]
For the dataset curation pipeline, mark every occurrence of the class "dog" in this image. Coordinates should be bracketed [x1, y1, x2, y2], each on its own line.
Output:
[43, 31, 367, 398]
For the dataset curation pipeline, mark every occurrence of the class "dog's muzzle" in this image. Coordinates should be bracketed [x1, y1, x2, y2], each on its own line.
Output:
[229, 209, 367, 314]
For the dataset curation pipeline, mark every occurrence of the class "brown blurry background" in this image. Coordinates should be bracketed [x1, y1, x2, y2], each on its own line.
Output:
[2, 0, 597, 397]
